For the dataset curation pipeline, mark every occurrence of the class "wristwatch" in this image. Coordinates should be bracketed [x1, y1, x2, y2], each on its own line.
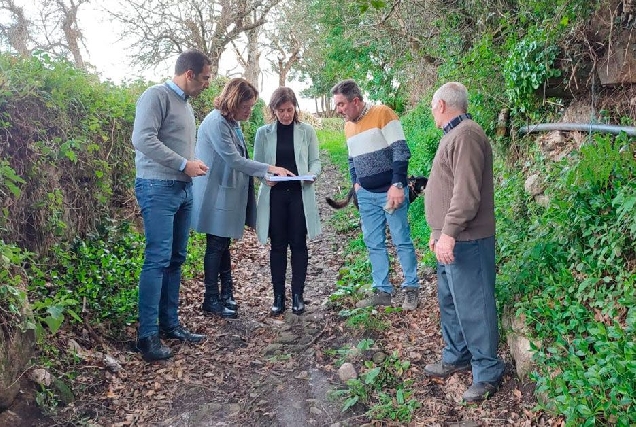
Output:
[392, 182, 404, 189]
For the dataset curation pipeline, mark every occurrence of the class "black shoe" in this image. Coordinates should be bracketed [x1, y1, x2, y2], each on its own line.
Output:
[292, 293, 305, 315]
[136, 334, 173, 362]
[221, 293, 239, 311]
[202, 298, 238, 318]
[161, 325, 206, 343]
[270, 294, 285, 316]
[463, 380, 501, 402]
[423, 361, 472, 378]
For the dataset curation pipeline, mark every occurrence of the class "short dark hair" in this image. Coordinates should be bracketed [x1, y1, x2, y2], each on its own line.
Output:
[268, 87, 299, 123]
[175, 49, 211, 76]
[331, 79, 364, 102]
[214, 78, 259, 121]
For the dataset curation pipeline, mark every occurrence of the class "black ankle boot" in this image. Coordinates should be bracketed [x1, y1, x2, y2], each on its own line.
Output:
[292, 293, 305, 315]
[202, 295, 238, 318]
[221, 294, 238, 311]
[136, 334, 173, 362]
[270, 294, 285, 316]
[220, 268, 239, 310]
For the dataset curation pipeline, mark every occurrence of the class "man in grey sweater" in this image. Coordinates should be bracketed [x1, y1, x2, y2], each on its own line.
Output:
[423, 82, 504, 402]
[132, 49, 211, 362]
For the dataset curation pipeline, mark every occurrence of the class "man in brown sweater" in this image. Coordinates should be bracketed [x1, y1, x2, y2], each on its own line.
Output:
[423, 82, 504, 402]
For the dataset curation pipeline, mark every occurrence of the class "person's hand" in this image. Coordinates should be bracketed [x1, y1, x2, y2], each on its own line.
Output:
[302, 175, 316, 185]
[268, 165, 295, 177]
[428, 235, 436, 252]
[264, 177, 277, 187]
[386, 185, 405, 210]
[354, 183, 361, 192]
[184, 160, 209, 177]
[434, 233, 456, 264]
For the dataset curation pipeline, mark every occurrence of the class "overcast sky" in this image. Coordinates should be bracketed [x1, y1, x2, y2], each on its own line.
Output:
[77, 3, 315, 111]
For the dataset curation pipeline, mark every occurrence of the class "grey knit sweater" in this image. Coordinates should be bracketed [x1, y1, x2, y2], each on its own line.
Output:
[132, 82, 195, 181]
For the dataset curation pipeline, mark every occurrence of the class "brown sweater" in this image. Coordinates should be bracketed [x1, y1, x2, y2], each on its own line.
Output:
[425, 119, 495, 241]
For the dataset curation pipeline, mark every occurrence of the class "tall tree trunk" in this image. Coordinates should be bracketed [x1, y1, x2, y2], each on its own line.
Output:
[208, 54, 221, 77]
[60, 8, 84, 69]
[243, 26, 261, 89]
[55, 0, 89, 70]
[1, 0, 31, 56]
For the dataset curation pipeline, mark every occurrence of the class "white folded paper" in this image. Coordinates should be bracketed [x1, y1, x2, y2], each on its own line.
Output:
[267, 174, 316, 182]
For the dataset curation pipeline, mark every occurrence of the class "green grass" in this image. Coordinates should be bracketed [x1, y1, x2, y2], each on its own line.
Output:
[317, 129, 348, 175]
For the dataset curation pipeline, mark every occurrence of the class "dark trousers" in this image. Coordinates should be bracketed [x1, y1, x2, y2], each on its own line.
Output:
[269, 189, 308, 295]
[436, 236, 504, 383]
[204, 234, 232, 297]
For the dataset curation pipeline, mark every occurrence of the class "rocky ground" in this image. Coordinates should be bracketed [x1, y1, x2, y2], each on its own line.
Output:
[1, 156, 563, 426]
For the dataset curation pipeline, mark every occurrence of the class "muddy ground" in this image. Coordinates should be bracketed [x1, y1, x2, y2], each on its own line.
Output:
[1, 156, 561, 426]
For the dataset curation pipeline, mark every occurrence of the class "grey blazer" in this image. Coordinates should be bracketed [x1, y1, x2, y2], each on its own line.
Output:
[191, 109, 269, 239]
[253, 121, 322, 244]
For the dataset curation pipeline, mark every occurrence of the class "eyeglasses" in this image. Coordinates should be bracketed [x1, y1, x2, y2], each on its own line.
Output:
[239, 102, 256, 112]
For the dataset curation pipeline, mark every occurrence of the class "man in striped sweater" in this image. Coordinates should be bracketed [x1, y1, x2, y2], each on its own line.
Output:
[331, 79, 420, 310]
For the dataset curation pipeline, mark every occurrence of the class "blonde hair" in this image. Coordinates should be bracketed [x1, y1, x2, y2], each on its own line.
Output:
[214, 78, 259, 121]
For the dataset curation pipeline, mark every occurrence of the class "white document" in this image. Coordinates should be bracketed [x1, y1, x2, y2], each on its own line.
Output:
[267, 174, 316, 182]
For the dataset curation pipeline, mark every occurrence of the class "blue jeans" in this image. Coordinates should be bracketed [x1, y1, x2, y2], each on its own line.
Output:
[356, 187, 419, 294]
[135, 178, 193, 339]
[436, 235, 504, 383]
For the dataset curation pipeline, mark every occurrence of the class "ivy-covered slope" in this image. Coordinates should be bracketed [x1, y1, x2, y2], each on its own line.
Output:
[395, 1, 635, 424]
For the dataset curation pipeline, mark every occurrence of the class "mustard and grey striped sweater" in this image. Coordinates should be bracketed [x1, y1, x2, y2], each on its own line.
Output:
[345, 104, 411, 192]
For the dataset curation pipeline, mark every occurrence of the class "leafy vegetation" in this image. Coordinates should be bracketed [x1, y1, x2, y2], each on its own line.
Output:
[329, 344, 420, 422]
[0, 51, 266, 351]
[1, 0, 635, 424]
[495, 133, 636, 424]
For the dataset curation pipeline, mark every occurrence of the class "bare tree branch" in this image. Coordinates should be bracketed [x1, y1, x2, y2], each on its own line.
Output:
[106, 0, 281, 77]
[0, 0, 90, 69]
[0, 0, 32, 55]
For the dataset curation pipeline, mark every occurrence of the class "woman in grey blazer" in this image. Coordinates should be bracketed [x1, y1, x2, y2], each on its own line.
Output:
[192, 78, 293, 319]
[254, 87, 322, 316]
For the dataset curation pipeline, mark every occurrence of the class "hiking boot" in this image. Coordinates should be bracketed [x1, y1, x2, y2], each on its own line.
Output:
[423, 361, 471, 378]
[355, 291, 392, 308]
[462, 381, 501, 402]
[402, 288, 419, 310]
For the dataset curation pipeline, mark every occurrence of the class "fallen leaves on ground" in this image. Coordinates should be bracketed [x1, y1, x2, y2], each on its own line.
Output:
[21, 160, 561, 427]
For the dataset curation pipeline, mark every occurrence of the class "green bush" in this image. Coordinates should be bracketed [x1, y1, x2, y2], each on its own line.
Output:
[497, 133, 636, 424]
[29, 221, 144, 335]
[0, 53, 139, 254]
[503, 33, 561, 112]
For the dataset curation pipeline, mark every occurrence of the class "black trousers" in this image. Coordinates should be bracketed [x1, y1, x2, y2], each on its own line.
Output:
[269, 189, 308, 295]
[203, 234, 232, 297]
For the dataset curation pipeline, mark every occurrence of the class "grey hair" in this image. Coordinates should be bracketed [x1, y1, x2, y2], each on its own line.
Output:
[432, 82, 468, 113]
[331, 79, 364, 102]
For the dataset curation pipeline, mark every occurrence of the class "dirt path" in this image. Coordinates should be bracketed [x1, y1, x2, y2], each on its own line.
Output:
[2, 153, 557, 426]
[151, 160, 350, 426]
